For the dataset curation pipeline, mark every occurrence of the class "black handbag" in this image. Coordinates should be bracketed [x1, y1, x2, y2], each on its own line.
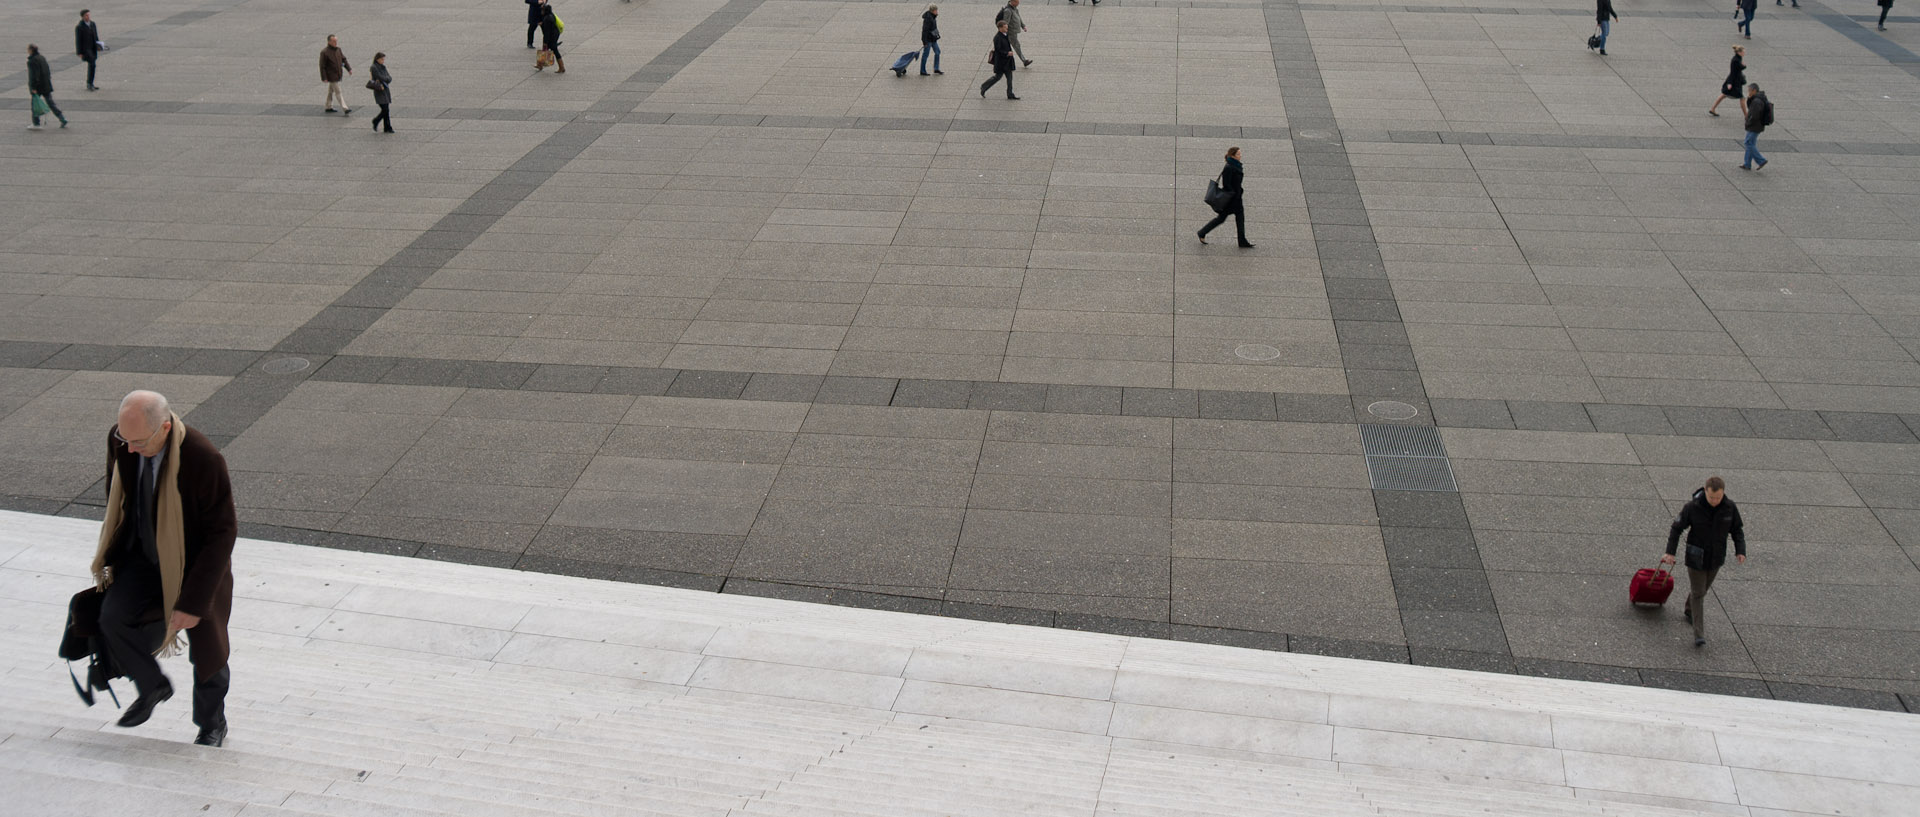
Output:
[60, 587, 121, 708]
[1204, 174, 1232, 213]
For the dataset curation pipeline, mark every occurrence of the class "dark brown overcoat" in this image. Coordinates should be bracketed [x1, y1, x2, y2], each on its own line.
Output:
[103, 423, 236, 681]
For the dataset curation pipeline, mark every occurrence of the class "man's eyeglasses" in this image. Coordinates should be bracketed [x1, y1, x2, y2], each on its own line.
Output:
[113, 422, 167, 448]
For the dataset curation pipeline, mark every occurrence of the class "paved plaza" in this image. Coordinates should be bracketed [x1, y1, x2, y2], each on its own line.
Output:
[2, 0, 1918, 710]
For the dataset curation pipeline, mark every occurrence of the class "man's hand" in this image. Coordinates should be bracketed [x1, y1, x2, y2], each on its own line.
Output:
[1735, 554, 1747, 565]
[170, 610, 201, 630]
[1659, 554, 1675, 565]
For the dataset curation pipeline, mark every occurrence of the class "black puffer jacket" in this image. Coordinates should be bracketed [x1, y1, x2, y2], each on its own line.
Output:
[922, 10, 939, 43]
[28, 52, 53, 95]
[1666, 488, 1746, 570]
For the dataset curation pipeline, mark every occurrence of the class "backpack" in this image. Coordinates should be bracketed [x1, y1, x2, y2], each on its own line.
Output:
[995, 6, 1007, 24]
[1761, 100, 1774, 127]
[555, 15, 565, 33]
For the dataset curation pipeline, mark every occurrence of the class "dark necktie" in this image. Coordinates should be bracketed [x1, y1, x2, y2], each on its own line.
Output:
[137, 457, 159, 563]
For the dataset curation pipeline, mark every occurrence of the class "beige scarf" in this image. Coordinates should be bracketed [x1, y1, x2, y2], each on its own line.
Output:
[90, 412, 189, 658]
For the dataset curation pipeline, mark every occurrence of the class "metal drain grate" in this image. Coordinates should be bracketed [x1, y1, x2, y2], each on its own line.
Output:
[1365, 455, 1457, 492]
[1359, 423, 1446, 457]
[1360, 424, 1457, 491]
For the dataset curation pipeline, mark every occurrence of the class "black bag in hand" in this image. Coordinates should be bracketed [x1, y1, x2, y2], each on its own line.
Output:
[1204, 175, 1232, 214]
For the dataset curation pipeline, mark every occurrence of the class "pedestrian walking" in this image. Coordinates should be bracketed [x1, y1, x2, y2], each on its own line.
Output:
[369, 53, 394, 133]
[997, 0, 1031, 67]
[979, 20, 1018, 99]
[1737, 0, 1756, 39]
[1879, 0, 1894, 29]
[1741, 83, 1772, 170]
[89, 390, 238, 746]
[921, 4, 942, 76]
[539, 1, 566, 73]
[1197, 147, 1255, 248]
[1708, 46, 1746, 117]
[526, 0, 543, 48]
[76, 9, 104, 91]
[1775, 0, 1798, 8]
[1661, 476, 1746, 647]
[320, 35, 352, 114]
[1595, 0, 1618, 55]
[26, 45, 67, 129]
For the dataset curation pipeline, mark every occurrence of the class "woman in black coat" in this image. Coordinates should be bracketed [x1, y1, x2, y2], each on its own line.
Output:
[1709, 45, 1745, 117]
[540, 5, 565, 73]
[979, 20, 1016, 99]
[1198, 147, 1253, 248]
[920, 5, 942, 76]
[526, 0, 543, 48]
[369, 52, 394, 133]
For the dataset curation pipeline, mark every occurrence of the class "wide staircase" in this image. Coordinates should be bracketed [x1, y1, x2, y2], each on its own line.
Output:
[1, 509, 1914, 817]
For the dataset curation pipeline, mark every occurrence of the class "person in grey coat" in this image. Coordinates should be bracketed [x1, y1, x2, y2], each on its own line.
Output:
[369, 52, 394, 133]
[27, 44, 68, 129]
[997, 0, 1031, 67]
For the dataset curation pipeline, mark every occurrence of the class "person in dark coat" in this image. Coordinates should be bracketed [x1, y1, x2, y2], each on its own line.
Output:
[526, 0, 544, 48]
[1595, 0, 1618, 55]
[920, 5, 942, 76]
[369, 52, 394, 133]
[1198, 147, 1254, 248]
[1879, 0, 1895, 30]
[1741, 83, 1771, 170]
[979, 20, 1017, 99]
[1661, 476, 1746, 647]
[90, 390, 237, 747]
[26, 44, 67, 129]
[539, 2, 565, 74]
[76, 9, 102, 91]
[1709, 45, 1745, 117]
[1737, 0, 1756, 39]
[320, 34, 352, 114]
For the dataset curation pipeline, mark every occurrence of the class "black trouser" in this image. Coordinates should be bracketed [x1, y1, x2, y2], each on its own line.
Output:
[1199, 198, 1248, 244]
[99, 558, 229, 728]
[1881, 5, 1892, 24]
[372, 104, 393, 131]
[84, 54, 97, 87]
[31, 92, 65, 125]
[528, 22, 539, 46]
[981, 69, 1014, 97]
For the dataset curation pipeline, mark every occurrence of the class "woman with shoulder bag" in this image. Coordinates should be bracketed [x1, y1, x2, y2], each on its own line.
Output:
[368, 52, 394, 133]
[1198, 147, 1253, 248]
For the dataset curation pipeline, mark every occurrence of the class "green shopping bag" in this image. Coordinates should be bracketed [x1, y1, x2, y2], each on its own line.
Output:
[31, 94, 50, 117]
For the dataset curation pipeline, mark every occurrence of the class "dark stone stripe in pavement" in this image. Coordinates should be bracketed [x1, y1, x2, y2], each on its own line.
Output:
[1801, 0, 1920, 78]
[10, 341, 1919, 443]
[15, 95, 1920, 156]
[1266, 0, 1510, 655]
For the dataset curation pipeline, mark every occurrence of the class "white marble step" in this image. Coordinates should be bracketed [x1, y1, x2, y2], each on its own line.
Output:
[6, 509, 1917, 817]
[1, 766, 251, 817]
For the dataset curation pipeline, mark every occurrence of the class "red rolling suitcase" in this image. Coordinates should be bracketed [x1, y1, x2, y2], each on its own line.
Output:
[1629, 561, 1675, 606]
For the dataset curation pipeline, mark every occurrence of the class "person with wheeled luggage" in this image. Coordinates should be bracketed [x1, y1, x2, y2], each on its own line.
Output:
[921, 4, 943, 76]
[1661, 476, 1746, 647]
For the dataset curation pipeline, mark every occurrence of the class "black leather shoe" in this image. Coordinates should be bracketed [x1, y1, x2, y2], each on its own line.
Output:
[1238, 242, 1256, 248]
[116, 679, 173, 727]
[1694, 637, 1706, 647]
[194, 722, 228, 747]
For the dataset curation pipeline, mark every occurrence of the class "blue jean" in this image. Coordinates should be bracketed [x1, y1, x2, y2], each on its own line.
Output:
[1739, 9, 1754, 35]
[1743, 131, 1766, 167]
[920, 40, 940, 73]
[1597, 20, 1610, 48]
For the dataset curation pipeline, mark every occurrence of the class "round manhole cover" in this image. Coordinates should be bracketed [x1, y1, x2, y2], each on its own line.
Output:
[1367, 400, 1419, 420]
[261, 357, 311, 375]
[1234, 344, 1282, 361]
